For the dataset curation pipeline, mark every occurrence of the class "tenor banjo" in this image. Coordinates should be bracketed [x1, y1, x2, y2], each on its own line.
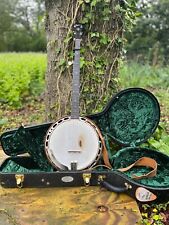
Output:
[45, 24, 103, 170]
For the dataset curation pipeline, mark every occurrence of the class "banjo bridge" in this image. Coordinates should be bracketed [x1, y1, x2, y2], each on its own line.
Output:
[68, 149, 81, 153]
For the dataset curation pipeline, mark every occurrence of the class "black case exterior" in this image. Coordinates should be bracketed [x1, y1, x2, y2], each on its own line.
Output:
[1, 157, 169, 202]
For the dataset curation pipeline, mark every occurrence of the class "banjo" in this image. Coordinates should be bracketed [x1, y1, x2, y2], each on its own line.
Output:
[45, 24, 104, 170]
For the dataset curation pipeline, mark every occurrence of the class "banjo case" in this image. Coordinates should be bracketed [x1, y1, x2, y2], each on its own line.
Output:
[0, 87, 169, 202]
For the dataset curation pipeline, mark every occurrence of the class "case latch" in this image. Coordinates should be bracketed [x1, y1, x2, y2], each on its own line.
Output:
[98, 175, 106, 183]
[15, 174, 24, 188]
[83, 173, 91, 186]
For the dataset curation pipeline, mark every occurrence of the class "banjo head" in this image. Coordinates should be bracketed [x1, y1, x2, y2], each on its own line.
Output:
[45, 117, 102, 170]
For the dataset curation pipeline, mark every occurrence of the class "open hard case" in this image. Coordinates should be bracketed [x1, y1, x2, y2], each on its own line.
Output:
[0, 87, 169, 202]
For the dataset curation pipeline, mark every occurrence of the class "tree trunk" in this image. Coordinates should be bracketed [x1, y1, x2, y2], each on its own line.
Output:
[45, 0, 123, 121]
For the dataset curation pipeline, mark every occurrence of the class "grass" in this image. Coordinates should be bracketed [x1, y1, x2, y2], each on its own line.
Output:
[0, 53, 47, 132]
[119, 61, 169, 89]
[0, 53, 46, 107]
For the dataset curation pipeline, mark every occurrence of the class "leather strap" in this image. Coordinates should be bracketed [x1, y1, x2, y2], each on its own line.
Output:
[98, 132, 112, 169]
[85, 117, 112, 169]
[118, 157, 157, 180]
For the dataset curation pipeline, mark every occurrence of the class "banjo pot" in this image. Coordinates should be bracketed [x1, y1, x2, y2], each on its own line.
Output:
[45, 117, 102, 170]
[45, 24, 103, 170]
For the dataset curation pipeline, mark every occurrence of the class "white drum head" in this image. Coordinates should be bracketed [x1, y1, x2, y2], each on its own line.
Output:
[45, 117, 101, 170]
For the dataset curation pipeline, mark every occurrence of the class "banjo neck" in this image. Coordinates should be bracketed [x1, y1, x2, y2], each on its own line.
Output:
[71, 25, 82, 119]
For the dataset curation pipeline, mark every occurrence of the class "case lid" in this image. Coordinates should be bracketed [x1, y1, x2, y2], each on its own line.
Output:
[0, 122, 52, 156]
[90, 88, 160, 147]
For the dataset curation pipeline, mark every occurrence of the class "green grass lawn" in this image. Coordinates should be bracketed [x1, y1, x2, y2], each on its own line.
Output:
[0, 53, 47, 132]
[0, 52, 46, 107]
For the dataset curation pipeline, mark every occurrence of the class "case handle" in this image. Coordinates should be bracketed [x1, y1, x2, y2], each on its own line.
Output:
[100, 180, 131, 193]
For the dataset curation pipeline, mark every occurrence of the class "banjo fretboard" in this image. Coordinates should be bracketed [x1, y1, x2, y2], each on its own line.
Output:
[71, 26, 82, 119]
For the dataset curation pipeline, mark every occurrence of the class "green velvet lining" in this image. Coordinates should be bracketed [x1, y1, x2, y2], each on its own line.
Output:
[1, 123, 52, 156]
[91, 89, 160, 146]
[1, 157, 43, 173]
[13, 126, 53, 172]
[112, 147, 169, 188]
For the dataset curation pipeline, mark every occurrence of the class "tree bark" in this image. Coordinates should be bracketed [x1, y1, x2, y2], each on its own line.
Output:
[45, 0, 123, 121]
[45, 0, 71, 119]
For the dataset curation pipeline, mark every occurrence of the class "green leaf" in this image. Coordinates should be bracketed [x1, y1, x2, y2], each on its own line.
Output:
[80, 57, 85, 68]
[58, 59, 66, 66]
[152, 214, 161, 221]
[55, 48, 61, 54]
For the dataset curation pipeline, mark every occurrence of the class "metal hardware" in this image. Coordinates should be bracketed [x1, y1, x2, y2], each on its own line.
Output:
[83, 173, 91, 186]
[125, 182, 132, 190]
[15, 174, 24, 188]
[71, 162, 77, 170]
[98, 175, 106, 183]
[61, 176, 74, 183]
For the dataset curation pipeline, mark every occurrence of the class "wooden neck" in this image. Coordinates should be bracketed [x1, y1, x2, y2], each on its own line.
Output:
[71, 39, 81, 119]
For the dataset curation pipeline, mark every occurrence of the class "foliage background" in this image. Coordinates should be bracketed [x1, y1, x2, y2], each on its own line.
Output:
[0, 0, 46, 52]
[1, 0, 169, 65]
[126, 0, 169, 65]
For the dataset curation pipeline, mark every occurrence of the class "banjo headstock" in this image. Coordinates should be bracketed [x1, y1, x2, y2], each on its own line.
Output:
[73, 24, 83, 40]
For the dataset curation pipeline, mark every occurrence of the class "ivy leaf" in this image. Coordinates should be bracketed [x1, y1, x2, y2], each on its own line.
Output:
[98, 69, 104, 75]
[99, 34, 110, 45]
[58, 59, 66, 67]
[80, 57, 85, 68]
[91, 0, 97, 7]
[95, 62, 102, 69]
[55, 48, 61, 54]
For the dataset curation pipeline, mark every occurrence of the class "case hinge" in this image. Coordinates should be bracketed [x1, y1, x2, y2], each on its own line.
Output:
[15, 174, 24, 188]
